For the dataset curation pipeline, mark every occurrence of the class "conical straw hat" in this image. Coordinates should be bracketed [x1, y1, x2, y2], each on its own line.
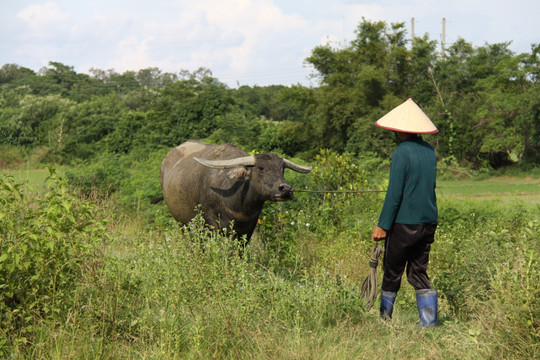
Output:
[375, 98, 438, 134]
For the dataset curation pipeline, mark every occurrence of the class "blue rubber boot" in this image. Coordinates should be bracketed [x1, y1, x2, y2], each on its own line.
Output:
[416, 289, 438, 327]
[380, 290, 397, 320]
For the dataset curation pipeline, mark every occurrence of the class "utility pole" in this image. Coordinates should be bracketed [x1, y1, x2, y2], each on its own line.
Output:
[441, 17, 446, 57]
[411, 17, 415, 45]
[342, 16, 346, 49]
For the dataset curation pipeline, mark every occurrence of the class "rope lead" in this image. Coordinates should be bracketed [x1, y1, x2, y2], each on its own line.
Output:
[360, 243, 383, 311]
[292, 189, 386, 194]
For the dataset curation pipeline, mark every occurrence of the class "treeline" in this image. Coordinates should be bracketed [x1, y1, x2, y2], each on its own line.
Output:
[1, 19, 539, 168]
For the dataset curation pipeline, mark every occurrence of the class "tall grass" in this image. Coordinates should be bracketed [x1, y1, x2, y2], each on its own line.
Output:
[0, 164, 538, 359]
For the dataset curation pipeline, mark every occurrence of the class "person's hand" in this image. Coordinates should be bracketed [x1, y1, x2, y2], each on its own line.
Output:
[371, 226, 387, 241]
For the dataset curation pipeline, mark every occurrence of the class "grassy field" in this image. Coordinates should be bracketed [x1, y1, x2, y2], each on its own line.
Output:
[1, 167, 539, 359]
[439, 176, 540, 195]
[5, 167, 540, 198]
[5, 167, 50, 185]
[437, 176, 540, 208]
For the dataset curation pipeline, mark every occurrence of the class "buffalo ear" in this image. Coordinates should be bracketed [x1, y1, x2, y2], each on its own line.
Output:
[227, 166, 251, 180]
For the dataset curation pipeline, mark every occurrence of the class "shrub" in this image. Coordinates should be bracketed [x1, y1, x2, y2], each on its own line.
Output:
[254, 149, 382, 274]
[0, 169, 109, 350]
[117, 147, 168, 210]
[65, 153, 131, 198]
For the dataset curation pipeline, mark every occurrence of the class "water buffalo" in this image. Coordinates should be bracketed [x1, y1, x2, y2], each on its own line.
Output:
[152, 140, 312, 242]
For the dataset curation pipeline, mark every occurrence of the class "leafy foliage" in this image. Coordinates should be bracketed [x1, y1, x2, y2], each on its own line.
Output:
[2, 18, 539, 169]
[0, 170, 109, 349]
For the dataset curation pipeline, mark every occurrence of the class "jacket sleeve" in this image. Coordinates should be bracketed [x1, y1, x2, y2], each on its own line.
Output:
[377, 149, 407, 230]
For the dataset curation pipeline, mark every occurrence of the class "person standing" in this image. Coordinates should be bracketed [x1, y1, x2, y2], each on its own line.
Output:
[371, 98, 439, 327]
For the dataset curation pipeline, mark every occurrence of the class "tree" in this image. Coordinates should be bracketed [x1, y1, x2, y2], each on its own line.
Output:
[0, 93, 75, 148]
[432, 41, 538, 167]
[304, 19, 412, 152]
[0, 64, 35, 85]
[408, 35, 439, 104]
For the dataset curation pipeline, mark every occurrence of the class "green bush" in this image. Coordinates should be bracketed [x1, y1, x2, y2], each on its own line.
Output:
[0, 169, 109, 350]
[429, 198, 540, 358]
[117, 148, 168, 210]
[65, 153, 131, 198]
[0, 145, 30, 166]
[253, 149, 382, 276]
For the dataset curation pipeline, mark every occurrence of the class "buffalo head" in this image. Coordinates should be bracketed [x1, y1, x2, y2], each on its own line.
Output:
[194, 154, 312, 203]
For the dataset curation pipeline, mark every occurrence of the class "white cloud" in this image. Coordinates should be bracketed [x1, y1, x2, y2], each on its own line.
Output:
[110, 36, 154, 71]
[97, 0, 314, 80]
[16, 2, 71, 38]
[4, 0, 537, 87]
[161, 0, 311, 73]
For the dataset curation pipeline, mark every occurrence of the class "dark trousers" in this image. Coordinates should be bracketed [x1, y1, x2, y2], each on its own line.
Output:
[381, 223, 437, 292]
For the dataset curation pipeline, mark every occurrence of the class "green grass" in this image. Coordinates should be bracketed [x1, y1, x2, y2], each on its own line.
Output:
[1, 168, 539, 359]
[4, 168, 51, 185]
[437, 176, 540, 207]
[439, 176, 540, 194]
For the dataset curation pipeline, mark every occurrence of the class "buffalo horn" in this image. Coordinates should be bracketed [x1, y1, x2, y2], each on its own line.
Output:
[194, 156, 256, 169]
[283, 159, 313, 173]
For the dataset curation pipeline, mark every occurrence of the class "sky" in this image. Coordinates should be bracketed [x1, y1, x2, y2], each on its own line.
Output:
[1, 0, 539, 88]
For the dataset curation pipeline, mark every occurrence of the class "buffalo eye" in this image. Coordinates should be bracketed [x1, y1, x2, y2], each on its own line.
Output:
[258, 165, 264, 171]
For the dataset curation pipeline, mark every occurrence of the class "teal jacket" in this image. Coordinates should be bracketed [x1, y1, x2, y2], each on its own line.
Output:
[377, 136, 438, 230]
